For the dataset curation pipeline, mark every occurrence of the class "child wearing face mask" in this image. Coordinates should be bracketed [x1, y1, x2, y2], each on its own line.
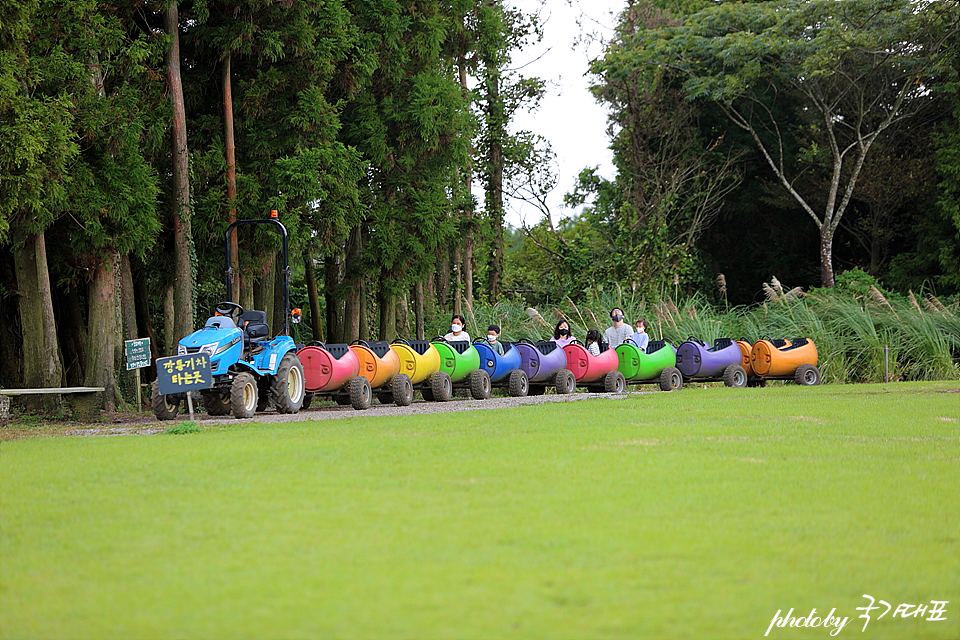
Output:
[486, 324, 505, 355]
[629, 318, 650, 353]
[550, 319, 575, 347]
[443, 314, 470, 342]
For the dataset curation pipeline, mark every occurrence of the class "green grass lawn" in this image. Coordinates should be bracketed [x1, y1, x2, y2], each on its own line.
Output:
[2, 382, 958, 640]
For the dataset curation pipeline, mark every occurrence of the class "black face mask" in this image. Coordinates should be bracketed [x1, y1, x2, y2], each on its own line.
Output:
[559, 328, 569, 336]
[612, 314, 623, 322]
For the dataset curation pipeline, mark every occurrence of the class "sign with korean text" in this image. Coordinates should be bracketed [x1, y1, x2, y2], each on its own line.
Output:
[155, 354, 213, 395]
[125, 338, 151, 370]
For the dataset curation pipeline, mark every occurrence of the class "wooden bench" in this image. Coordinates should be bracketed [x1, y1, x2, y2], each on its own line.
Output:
[0, 387, 106, 426]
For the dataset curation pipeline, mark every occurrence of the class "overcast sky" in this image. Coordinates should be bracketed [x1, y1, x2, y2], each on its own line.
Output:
[501, 0, 625, 228]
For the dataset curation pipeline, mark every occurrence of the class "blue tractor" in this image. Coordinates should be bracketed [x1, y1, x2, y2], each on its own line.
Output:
[151, 214, 305, 419]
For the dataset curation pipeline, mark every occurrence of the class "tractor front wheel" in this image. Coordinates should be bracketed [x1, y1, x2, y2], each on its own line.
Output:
[151, 380, 179, 420]
[230, 372, 258, 418]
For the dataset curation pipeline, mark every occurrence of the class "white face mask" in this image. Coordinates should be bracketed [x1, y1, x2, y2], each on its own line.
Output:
[451, 324, 462, 334]
[487, 334, 497, 342]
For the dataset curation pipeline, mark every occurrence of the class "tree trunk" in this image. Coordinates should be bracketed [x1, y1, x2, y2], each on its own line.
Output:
[398, 294, 410, 339]
[56, 282, 87, 387]
[486, 65, 504, 300]
[343, 226, 362, 343]
[163, 284, 175, 355]
[452, 245, 462, 316]
[254, 255, 275, 328]
[820, 227, 835, 288]
[84, 252, 120, 411]
[359, 276, 370, 341]
[13, 231, 64, 410]
[165, 1, 194, 340]
[132, 257, 158, 376]
[118, 254, 139, 403]
[273, 252, 286, 337]
[324, 253, 343, 343]
[437, 248, 449, 307]
[459, 56, 475, 307]
[303, 251, 323, 341]
[378, 283, 396, 343]
[414, 280, 425, 340]
[223, 51, 240, 303]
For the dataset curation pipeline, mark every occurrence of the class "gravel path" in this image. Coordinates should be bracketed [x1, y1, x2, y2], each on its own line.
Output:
[199, 389, 651, 425]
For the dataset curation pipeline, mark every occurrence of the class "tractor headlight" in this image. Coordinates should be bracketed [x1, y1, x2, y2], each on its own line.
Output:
[199, 342, 219, 358]
[177, 344, 187, 356]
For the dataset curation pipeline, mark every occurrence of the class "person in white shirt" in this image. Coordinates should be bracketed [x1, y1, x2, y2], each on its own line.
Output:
[603, 307, 632, 348]
[629, 318, 650, 353]
[443, 314, 470, 342]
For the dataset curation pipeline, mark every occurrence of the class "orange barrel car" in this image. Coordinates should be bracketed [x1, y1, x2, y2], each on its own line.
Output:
[751, 338, 821, 385]
[349, 340, 413, 406]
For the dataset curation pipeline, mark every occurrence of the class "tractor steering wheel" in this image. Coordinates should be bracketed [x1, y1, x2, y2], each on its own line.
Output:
[215, 301, 244, 321]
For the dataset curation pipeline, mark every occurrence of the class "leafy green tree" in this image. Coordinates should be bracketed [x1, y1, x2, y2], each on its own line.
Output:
[341, 0, 471, 340]
[623, 0, 960, 286]
[0, 0, 74, 401]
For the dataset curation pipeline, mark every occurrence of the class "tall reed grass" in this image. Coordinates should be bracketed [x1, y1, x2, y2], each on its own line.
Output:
[467, 289, 960, 384]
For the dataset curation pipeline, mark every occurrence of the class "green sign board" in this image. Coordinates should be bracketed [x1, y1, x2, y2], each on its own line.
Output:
[155, 354, 213, 395]
[125, 338, 151, 370]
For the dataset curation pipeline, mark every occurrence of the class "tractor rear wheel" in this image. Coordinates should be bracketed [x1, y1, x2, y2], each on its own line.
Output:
[554, 369, 576, 394]
[391, 374, 414, 406]
[348, 376, 372, 410]
[151, 379, 179, 420]
[507, 370, 529, 397]
[271, 353, 305, 413]
[723, 364, 748, 388]
[603, 370, 626, 393]
[230, 372, 258, 418]
[202, 392, 231, 416]
[658, 366, 683, 392]
[470, 370, 492, 400]
[429, 371, 453, 402]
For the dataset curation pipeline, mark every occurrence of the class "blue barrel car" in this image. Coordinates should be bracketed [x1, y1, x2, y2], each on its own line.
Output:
[474, 339, 528, 396]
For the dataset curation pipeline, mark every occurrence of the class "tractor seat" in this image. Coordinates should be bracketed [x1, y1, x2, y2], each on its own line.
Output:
[239, 310, 269, 341]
